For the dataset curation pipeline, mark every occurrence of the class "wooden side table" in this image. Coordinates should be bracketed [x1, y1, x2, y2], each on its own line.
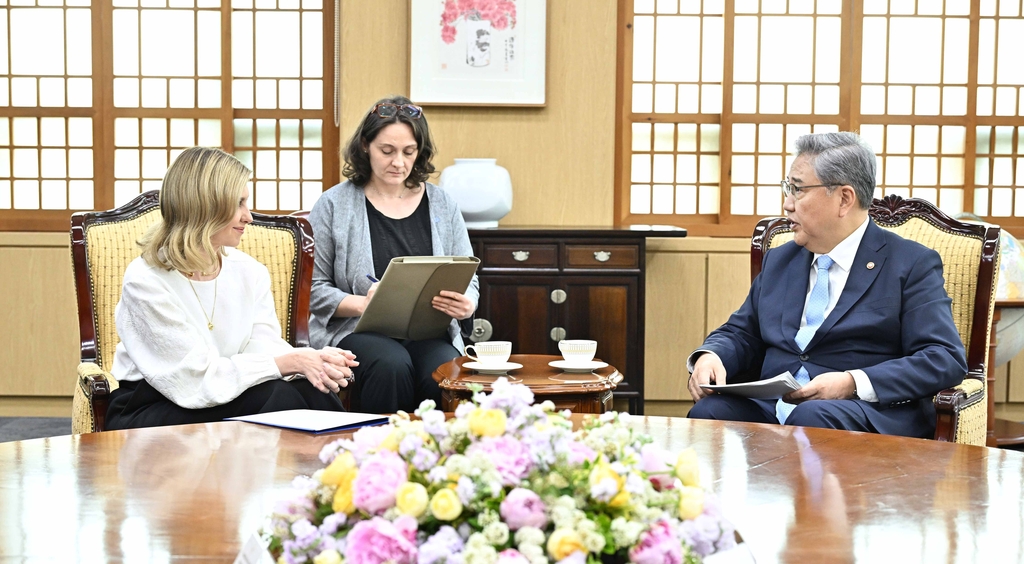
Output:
[432, 354, 623, 413]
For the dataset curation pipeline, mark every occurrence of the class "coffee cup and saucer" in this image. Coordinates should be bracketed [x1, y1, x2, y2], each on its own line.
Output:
[463, 341, 523, 378]
[549, 340, 608, 376]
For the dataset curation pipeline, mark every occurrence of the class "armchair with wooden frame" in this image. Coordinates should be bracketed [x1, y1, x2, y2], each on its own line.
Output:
[750, 194, 999, 446]
[70, 190, 316, 434]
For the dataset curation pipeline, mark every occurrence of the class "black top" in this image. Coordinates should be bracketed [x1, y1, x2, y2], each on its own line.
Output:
[365, 192, 433, 278]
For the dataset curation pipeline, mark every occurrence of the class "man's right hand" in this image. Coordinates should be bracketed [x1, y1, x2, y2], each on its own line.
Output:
[688, 352, 727, 401]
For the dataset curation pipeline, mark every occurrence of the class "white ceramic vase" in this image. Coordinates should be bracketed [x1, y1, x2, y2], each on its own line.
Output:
[439, 158, 513, 228]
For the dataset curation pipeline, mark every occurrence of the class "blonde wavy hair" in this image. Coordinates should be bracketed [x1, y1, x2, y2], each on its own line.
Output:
[139, 147, 251, 274]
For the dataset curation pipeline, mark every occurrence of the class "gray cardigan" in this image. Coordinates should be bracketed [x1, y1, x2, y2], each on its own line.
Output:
[307, 180, 480, 351]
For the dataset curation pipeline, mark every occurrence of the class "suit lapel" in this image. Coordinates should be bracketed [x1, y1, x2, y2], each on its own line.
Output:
[781, 247, 814, 351]
[807, 221, 887, 349]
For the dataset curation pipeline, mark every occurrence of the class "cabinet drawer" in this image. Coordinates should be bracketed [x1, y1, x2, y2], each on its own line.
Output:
[482, 244, 559, 268]
[565, 245, 639, 268]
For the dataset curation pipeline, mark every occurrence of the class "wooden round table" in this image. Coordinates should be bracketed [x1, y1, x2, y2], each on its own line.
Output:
[432, 354, 622, 413]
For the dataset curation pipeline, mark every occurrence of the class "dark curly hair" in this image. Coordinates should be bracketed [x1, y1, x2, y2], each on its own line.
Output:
[341, 95, 436, 189]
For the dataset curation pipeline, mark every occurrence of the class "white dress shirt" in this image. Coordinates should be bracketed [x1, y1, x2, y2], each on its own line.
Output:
[111, 248, 297, 409]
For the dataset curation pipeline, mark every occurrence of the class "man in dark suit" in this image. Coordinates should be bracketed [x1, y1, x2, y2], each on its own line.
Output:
[687, 132, 966, 438]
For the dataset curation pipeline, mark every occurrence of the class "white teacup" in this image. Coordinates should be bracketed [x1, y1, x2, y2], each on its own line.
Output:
[558, 339, 597, 363]
[465, 341, 512, 365]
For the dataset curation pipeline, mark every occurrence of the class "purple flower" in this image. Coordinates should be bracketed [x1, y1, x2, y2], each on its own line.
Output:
[496, 549, 530, 564]
[678, 495, 735, 557]
[400, 434, 440, 472]
[456, 475, 477, 505]
[418, 526, 465, 564]
[556, 552, 587, 564]
[499, 488, 548, 531]
[629, 520, 683, 564]
[318, 513, 347, 535]
[467, 435, 533, 486]
[345, 516, 418, 564]
[421, 410, 449, 440]
[352, 450, 408, 515]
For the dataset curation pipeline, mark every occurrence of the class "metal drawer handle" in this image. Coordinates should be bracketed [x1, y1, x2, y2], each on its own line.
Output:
[550, 289, 567, 304]
[471, 319, 493, 342]
[594, 251, 611, 262]
[550, 327, 566, 341]
[512, 250, 530, 262]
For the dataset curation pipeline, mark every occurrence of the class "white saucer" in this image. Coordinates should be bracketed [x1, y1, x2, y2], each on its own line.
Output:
[548, 360, 609, 373]
[464, 361, 523, 375]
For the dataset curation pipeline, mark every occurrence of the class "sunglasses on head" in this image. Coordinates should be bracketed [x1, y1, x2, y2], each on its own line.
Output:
[371, 103, 423, 119]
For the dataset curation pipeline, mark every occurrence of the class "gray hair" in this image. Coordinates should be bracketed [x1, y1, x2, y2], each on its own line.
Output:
[794, 132, 876, 209]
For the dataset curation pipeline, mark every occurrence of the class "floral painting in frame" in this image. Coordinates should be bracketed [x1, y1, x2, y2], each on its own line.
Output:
[409, 0, 547, 106]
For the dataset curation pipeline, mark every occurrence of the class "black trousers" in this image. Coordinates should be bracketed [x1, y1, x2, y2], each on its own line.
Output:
[106, 377, 344, 430]
[337, 332, 459, 414]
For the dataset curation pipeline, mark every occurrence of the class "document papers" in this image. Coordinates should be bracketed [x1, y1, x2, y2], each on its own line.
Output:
[354, 256, 480, 341]
[227, 409, 388, 434]
[700, 371, 802, 399]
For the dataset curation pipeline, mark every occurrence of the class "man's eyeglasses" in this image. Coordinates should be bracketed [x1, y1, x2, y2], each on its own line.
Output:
[781, 180, 833, 199]
[372, 103, 423, 120]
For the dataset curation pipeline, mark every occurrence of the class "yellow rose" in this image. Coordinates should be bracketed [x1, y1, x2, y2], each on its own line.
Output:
[322, 452, 358, 514]
[312, 549, 343, 564]
[332, 477, 357, 515]
[678, 485, 705, 520]
[395, 481, 429, 517]
[547, 528, 586, 560]
[321, 452, 357, 486]
[674, 448, 700, 487]
[589, 463, 629, 508]
[379, 429, 402, 452]
[429, 487, 464, 521]
[468, 408, 507, 437]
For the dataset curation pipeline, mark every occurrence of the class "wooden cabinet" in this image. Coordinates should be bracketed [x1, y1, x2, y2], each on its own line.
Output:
[468, 227, 686, 414]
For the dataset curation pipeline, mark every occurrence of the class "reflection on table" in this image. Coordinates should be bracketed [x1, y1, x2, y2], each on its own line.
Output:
[1, 416, 1022, 562]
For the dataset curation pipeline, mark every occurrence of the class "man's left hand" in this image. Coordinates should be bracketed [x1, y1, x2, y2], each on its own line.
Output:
[783, 371, 857, 404]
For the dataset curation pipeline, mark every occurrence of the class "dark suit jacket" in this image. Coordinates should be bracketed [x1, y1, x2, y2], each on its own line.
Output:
[701, 220, 967, 437]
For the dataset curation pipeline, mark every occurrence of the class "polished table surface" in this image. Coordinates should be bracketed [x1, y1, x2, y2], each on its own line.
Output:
[1, 417, 1022, 563]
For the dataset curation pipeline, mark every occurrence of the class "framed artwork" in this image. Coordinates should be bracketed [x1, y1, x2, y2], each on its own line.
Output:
[409, 0, 547, 106]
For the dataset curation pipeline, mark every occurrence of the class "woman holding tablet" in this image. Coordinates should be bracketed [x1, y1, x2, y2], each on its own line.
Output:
[308, 96, 479, 414]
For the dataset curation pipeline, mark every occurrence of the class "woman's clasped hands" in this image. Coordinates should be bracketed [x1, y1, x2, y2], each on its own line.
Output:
[275, 347, 359, 394]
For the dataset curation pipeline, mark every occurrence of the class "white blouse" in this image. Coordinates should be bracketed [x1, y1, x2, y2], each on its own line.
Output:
[111, 248, 295, 409]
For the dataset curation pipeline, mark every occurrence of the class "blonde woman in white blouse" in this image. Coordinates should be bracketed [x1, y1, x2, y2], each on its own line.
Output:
[106, 146, 357, 430]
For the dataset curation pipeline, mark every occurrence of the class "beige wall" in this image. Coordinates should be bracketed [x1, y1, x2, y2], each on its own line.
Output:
[340, 0, 617, 227]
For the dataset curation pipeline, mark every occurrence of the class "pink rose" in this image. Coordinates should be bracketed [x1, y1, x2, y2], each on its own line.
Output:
[352, 450, 408, 515]
[640, 444, 675, 491]
[345, 516, 417, 564]
[499, 488, 548, 531]
[567, 441, 597, 465]
[629, 520, 683, 564]
[496, 549, 530, 564]
[441, 24, 457, 44]
[467, 435, 533, 486]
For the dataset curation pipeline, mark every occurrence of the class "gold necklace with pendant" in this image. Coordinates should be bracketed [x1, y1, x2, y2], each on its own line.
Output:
[187, 276, 217, 330]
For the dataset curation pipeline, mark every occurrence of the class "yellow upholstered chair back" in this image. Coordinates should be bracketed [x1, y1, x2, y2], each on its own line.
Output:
[70, 190, 315, 432]
[750, 194, 1000, 445]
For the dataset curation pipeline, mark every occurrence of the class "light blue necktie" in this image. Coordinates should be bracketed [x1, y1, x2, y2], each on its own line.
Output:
[777, 255, 834, 424]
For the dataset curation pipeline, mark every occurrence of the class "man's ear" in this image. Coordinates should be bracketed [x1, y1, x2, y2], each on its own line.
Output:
[836, 185, 858, 217]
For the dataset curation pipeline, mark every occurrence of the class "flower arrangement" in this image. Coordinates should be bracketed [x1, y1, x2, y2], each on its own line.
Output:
[440, 0, 518, 44]
[265, 379, 735, 564]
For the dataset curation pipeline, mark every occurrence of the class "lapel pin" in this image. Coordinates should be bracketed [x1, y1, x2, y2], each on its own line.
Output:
[866, 262, 875, 270]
